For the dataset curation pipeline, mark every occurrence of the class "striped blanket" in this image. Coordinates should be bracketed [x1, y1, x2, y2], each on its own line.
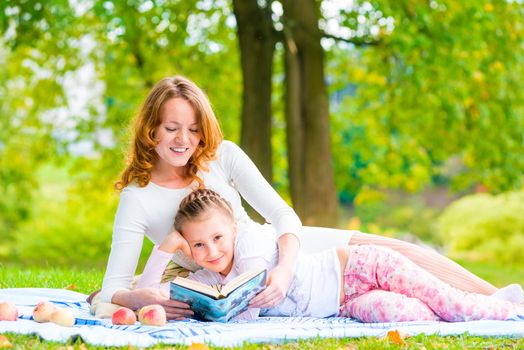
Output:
[1, 288, 523, 347]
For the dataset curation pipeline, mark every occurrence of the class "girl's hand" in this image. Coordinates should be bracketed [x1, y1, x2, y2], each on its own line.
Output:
[114, 288, 194, 320]
[249, 265, 292, 309]
[159, 230, 192, 258]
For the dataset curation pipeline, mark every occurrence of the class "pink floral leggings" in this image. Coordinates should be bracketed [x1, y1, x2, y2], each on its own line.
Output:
[338, 245, 523, 322]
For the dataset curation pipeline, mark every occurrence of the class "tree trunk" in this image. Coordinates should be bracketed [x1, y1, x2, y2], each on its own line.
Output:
[282, 0, 338, 226]
[232, 0, 276, 182]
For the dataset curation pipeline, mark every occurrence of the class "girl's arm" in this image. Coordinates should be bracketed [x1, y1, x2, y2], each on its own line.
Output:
[135, 246, 173, 292]
[137, 231, 193, 291]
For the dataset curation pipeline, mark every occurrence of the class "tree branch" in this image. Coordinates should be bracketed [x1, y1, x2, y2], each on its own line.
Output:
[321, 31, 381, 46]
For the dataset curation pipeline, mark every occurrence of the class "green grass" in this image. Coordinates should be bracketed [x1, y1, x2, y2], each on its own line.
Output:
[1, 262, 523, 349]
[1, 333, 524, 350]
[0, 264, 103, 292]
[455, 258, 524, 288]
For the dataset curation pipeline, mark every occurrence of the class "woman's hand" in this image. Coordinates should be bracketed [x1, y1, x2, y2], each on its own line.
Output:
[249, 264, 293, 308]
[113, 288, 194, 320]
[159, 230, 192, 258]
[249, 232, 299, 308]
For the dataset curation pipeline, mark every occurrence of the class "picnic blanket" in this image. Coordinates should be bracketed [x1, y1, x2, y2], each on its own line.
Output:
[1, 288, 524, 347]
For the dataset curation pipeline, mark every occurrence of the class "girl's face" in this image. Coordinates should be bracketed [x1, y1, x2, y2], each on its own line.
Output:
[154, 98, 201, 175]
[182, 209, 236, 276]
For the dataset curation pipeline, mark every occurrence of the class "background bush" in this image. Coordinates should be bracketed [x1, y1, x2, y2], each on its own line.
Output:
[438, 190, 524, 264]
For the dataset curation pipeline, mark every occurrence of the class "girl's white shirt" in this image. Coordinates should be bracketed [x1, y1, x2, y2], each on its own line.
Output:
[99, 140, 302, 303]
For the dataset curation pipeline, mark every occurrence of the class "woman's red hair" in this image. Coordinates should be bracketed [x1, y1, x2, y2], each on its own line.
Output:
[115, 76, 223, 190]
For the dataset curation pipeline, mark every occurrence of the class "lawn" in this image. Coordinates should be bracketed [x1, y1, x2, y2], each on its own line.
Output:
[1, 262, 523, 349]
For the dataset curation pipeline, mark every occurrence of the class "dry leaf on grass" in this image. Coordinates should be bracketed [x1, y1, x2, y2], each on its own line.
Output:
[188, 343, 210, 350]
[63, 284, 77, 290]
[384, 329, 411, 345]
[0, 335, 12, 348]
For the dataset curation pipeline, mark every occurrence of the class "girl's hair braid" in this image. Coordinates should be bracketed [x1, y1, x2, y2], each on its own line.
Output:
[175, 189, 235, 232]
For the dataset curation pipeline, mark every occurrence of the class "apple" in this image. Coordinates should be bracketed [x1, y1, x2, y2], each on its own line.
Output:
[138, 304, 166, 326]
[50, 308, 75, 327]
[112, 306, 137, 325]
[0, 302, 18, 321]
[33, 301, 57, 322]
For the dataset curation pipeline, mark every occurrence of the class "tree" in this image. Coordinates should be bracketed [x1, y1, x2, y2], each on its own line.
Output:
[232, 0, 276, 182]
[232, 0, 339, 225]
[281, 0, 338, 225]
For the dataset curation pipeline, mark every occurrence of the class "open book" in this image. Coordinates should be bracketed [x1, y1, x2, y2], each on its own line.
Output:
[170, 269, 267, 322]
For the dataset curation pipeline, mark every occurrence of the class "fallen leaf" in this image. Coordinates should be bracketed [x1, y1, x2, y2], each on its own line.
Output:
[385, 329, 410, 345]
[63, 284, 77, 290]
[0, 335, 12, 348]
[188, 344, 210, 350]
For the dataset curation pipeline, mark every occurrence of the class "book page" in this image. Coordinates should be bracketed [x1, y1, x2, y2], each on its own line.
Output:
[222, 269, 265, 296]
[172, 277, 221, 299]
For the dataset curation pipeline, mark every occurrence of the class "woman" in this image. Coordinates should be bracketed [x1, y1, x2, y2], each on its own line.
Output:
[95, 76, 514, 320]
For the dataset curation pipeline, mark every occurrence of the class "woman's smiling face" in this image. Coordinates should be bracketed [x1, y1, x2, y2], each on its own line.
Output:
[154, 97, 201, 173]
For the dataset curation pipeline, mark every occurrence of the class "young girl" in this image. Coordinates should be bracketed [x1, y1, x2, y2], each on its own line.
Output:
[138, 189, 524, 322]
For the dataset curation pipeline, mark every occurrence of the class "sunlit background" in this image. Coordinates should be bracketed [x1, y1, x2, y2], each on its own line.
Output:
[1, 1, 523, 285]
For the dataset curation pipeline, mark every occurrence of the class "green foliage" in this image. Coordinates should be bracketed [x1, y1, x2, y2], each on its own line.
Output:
[328, 0, 524, 197]
[2, 1, 524, 266]
[0, 1, 84, 241]
[352, 188, 441, 242]
[439, 190, 524, 264]
[10, 181, 117, 267]
[0, 1, 242, 266]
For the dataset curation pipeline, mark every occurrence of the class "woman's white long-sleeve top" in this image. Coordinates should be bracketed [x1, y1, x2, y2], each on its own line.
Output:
[99, 140, 302, 303]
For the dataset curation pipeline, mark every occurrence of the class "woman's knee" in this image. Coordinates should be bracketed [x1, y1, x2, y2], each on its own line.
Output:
[349, 232, 431, 261]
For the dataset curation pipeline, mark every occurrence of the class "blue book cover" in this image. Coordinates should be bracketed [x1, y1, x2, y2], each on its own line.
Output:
[170, 269, 267, 322]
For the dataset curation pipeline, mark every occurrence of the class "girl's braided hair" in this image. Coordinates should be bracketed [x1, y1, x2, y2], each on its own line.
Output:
[174, 189, 235, 233]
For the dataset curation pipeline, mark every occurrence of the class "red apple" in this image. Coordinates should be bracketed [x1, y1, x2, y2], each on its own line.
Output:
[112, 306, 137, 325]
[50, 308, 75, 327]
[0, 302, 18, 321]
[33, 301, 57, 322]
[138, 304, 166, 326]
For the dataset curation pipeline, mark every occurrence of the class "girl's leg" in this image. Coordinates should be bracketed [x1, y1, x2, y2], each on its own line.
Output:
[342, 245, 523, 322]
[349, 232, 497, 295]
[340, 289, 439, 322]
